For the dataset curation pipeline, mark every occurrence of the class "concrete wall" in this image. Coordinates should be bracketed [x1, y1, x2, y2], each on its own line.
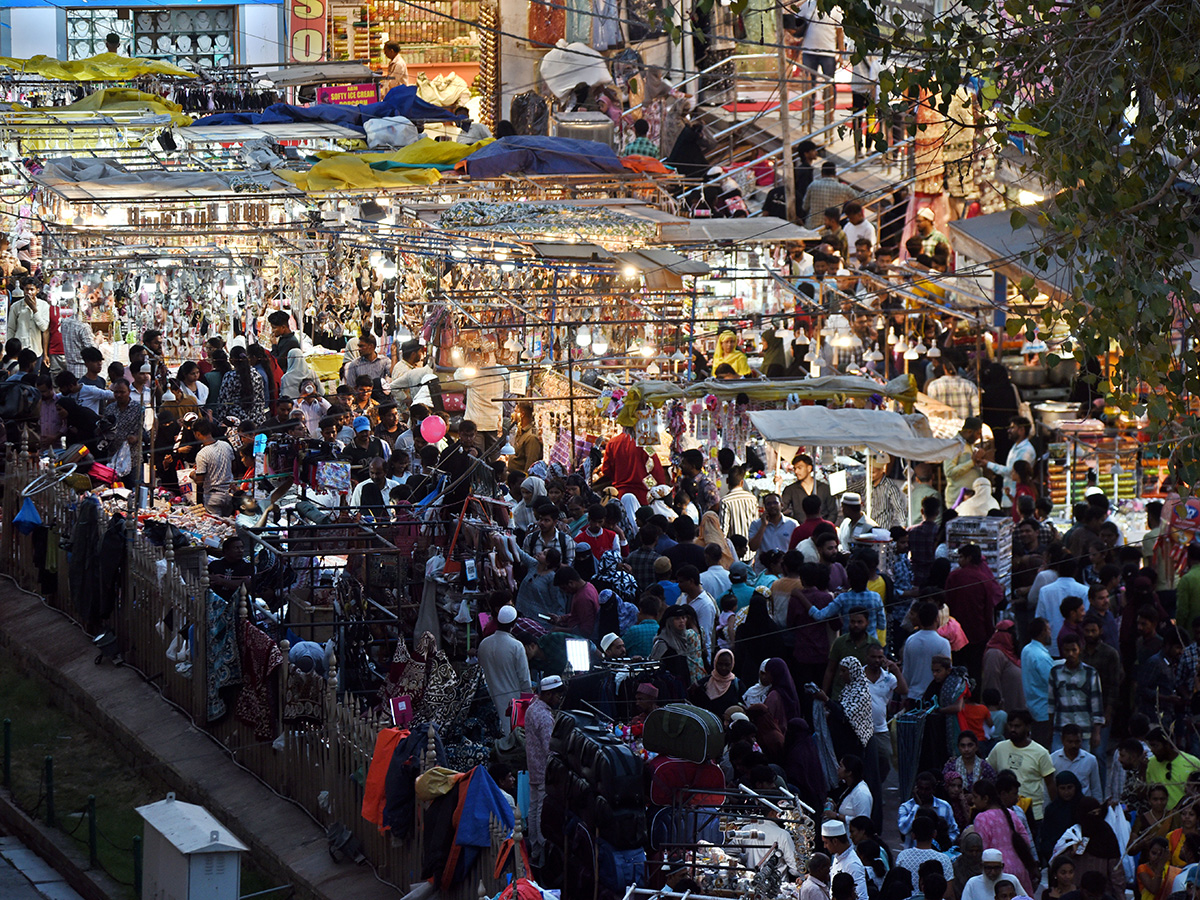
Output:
[239, 3, 285, 67]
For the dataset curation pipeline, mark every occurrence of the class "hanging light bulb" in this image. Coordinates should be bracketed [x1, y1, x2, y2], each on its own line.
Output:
[894, 335, 909, 354]
[804, 348, 818, 362]
[886, 329, 898, 345]
[903, 346, 920, 360]
[926, 345, 942, 358]
[868, 344, 884, 362]
[912, 340, 928, 355]
[591, 333, 609, 355]
[640, 342, 656, 358]
[646, 360, 661, 375]
[670, 349, 687, 362]
[378, 258, 398, 279]
[576, 325, 592, 347]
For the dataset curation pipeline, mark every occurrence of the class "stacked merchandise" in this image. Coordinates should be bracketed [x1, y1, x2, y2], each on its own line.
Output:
[946, 516, 1014, 600]
[543, 710, 647, 894]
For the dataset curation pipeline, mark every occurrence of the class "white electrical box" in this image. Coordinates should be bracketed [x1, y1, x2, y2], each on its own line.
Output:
[136, 793, 249, 900]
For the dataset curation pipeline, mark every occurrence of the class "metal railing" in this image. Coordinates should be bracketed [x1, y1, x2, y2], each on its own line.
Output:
[0, 445, 510, 898]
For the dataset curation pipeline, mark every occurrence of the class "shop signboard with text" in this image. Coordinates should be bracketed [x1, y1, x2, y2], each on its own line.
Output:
[315, 83, 379, 105]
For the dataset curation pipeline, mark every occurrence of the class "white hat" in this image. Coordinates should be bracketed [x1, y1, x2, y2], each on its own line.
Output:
[982, 849, 1004, 863]
[1084, 486, 1105, 497]
[730, 712, 750, 724]
[842, 492, 862, 505]
[600, 633, 620, 652]
[821, 820, 847, 837]
[497, 605, 517, 625]
[917, 207, 935, 221]
[539, 675, 564, 692]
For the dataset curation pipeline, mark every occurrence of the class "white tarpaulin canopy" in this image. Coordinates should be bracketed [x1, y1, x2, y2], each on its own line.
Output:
[748, 407, 965, 462]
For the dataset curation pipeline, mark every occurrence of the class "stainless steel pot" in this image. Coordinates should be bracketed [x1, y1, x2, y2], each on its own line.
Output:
[1033, 401, 1079, 428]
[1010, 364, 1048, 388]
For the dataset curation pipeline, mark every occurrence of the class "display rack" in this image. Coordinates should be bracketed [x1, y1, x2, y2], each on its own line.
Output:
[946, 516, 1014, 600]
[328, 0, 480, 81]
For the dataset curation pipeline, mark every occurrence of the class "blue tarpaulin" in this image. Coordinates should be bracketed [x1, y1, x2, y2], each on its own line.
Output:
[462, 136, 626, 178]
[190, 86, 460, 133]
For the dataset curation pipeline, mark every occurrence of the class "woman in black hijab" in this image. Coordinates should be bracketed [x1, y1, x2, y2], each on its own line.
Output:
[733, 592, 785, 683]
[665, 118, 711, 181]
[1073, 796, 1126, 896]
[980, 363, 1022, 461]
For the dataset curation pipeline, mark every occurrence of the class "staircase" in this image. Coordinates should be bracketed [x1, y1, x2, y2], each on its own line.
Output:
[675, 52, 919, 219]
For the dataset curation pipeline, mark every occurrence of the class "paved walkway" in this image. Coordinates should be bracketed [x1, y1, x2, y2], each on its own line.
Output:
[0, 579, 398, 900]
[0, 832, 86, 900]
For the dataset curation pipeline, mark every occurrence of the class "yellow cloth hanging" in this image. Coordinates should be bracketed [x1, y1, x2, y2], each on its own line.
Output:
[12, 88, 194, 127]
[311, 136, 492, 167]
[0, 52, 197, 82]
[275, 156, 442, 192]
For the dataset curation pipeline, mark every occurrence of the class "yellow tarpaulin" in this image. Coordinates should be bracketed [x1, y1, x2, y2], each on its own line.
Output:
[276, 156, 442, 192]
[10, 88, 194, 127]
[0, 52, 197, 82]
[311, 136, 492, 166]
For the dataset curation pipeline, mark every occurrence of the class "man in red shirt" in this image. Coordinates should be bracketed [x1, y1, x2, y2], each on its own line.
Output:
[575, 504, 621, 560]
[943, 543, 1003, 681]
[789, 495, 833, 549]
[597, 426, 666, 505]
[45, 300, 64, 375]
[552, 567, 599, 640]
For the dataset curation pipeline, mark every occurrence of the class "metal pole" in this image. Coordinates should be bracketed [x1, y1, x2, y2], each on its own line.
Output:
[87, 795, 97, 868]
[44, 756, 54, 827]
[567, 341, 577, 470]
[2, 719, 9, 789]
[776, 2, 796, 220]
[133, 835, 143, 897]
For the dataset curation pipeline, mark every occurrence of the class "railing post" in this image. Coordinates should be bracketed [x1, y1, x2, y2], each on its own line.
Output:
[3, 719, 10, 788]
[44, 755, 54, 827]
[87, 795, 97, 868]
[133, 834, 142, 897]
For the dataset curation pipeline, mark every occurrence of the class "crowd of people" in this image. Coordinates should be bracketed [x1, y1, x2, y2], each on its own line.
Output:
[7, 273, 1198, 900]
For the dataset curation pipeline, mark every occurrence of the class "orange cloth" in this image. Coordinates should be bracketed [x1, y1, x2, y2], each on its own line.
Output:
[622, 154, 670, 174]
[361, 727, 409, 830]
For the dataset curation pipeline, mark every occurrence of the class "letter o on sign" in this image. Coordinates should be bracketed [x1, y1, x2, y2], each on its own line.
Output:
[291, 28, 324, 62]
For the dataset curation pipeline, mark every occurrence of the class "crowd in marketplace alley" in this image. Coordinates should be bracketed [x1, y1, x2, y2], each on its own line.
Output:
[2, 7, 1200, 900]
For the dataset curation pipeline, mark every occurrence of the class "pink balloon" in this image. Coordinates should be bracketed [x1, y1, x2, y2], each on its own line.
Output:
[420, 415, 447, 443]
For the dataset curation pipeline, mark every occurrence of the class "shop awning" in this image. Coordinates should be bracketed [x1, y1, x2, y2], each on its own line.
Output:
[951, 207, 1200, 302]
[249, 63, 376, 88]
[748, 407, 965, 461]
[947, 207, 1073, 300]
[614, 248, 711, 276]
[628, 373, 918, 409]
[528, 242, 612, 260]
[174, 123, 362, 144]
[657, 217, 820, 244]
[34, 157, 297, 201]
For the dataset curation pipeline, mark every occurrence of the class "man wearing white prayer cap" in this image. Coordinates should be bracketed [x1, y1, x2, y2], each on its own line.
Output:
[525, 672, 566, 864]
[961, 849, 1023, 900]
[838, 490, 878, 548]
[824, 818, 868, 900]
[476, 604, 530, 734]
[600, 632, 626, 659]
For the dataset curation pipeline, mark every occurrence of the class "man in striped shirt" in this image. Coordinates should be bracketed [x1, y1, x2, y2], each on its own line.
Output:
[1047, 632, 1104, 751]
